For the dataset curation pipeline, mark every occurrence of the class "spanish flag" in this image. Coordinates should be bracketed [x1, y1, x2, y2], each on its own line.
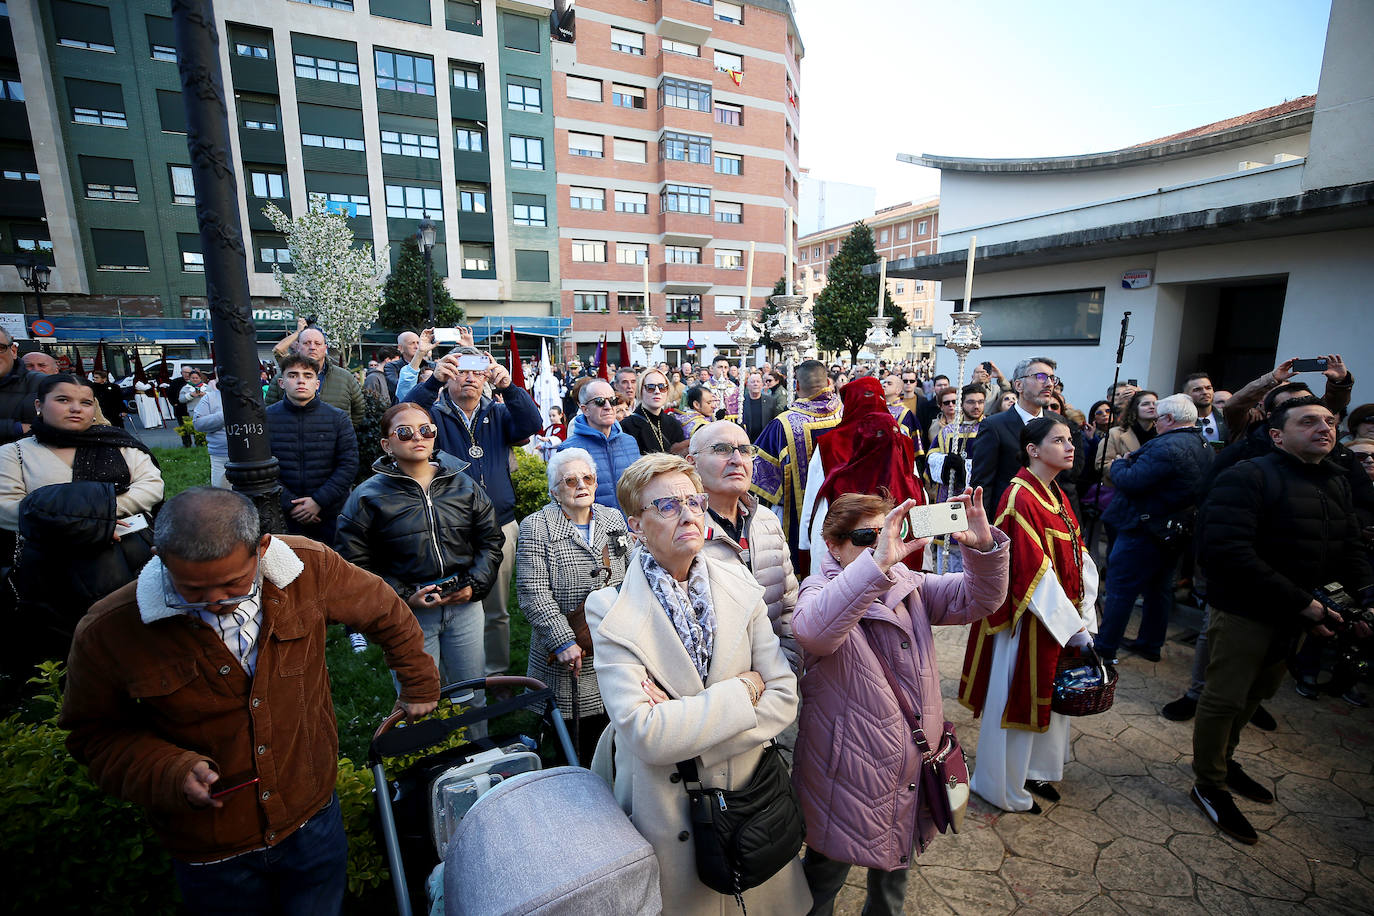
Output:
[727, 68, 742, 87]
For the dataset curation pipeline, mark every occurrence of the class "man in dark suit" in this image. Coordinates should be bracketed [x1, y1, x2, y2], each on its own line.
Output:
[970, 356, 1082, 515]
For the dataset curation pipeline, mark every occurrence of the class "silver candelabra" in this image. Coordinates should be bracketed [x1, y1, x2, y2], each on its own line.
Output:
[768, 294, 809, 399]
[944, 310, 983, 389]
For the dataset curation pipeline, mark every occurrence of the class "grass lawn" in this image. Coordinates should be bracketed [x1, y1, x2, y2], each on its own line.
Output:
[152, 447, 210, 497]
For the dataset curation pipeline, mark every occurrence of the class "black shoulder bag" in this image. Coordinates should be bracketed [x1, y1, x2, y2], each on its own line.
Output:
[675, 740, 805, 907]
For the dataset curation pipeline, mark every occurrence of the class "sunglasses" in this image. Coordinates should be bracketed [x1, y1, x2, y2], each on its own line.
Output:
[642, 382, 669, 392]
[391, 424, 437, 441]
[561, 473, 597, 489]
[641, 493, 709, 519]
[696, 442, 757, 458]
[838, 527, 881, 547]
[584, 396, 615, 408]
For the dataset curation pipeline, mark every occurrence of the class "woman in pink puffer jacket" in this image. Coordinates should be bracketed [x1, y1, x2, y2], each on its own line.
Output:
[792, 488, 1009, 916]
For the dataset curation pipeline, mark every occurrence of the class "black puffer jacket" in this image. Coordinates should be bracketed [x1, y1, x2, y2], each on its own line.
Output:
[1200, 449, 1374, 629]
[266, 397, 359, 517]
[0, 363, 41, 444]
[334, 452, 504, 600]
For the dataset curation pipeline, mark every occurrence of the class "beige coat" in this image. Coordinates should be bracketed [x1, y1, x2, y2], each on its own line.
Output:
[0, 438, 164, 531]
[1095, 426, 1144, 485]
[587, 550, 810, 916]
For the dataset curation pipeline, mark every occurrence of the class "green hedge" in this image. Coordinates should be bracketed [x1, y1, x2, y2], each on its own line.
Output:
[513, 447, 549, 523]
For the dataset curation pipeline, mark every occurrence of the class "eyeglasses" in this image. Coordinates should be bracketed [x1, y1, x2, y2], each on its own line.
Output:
[391, 424, 437, 441]
[163, 559, 262, 613]
[561, 473, 597, 488]
[695, 442, 757, 458]
[642, 382, 669, 392]
[584, 396, 615, 408]
[1017, 372, 1060, 385]
[838, 527, 880, 548]
[640, 493, 709, 519]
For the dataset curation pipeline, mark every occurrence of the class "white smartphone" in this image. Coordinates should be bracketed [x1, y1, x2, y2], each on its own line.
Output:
[433, 327, 464, 345]
[119, 513, 150, 535]
[901, 501, 969, 540]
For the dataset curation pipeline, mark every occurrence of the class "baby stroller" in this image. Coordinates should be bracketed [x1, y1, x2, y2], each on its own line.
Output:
[370, 676, 661, 916]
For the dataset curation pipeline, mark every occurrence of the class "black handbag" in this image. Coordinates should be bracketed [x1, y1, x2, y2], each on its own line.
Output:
[675, 741, 805, 903]
[1138, 506, 1195, 549]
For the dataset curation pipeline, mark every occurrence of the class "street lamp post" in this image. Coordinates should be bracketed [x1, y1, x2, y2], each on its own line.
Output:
[16, 258, 51, 321]
[418, 216, 437, 326]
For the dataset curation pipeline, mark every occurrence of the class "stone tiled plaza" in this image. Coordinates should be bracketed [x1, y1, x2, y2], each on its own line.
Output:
[827, 617, 1374, 915]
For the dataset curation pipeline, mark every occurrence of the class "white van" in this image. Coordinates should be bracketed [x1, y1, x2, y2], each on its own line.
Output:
[115, 358, 216, 389]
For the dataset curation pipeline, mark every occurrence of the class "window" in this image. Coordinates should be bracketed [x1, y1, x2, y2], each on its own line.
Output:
[249, 171, 286, 199]
[897, 225, 908, 239]
[507, 77, 541, 112]
[512, 192, 546, 226]
[503, 12, 541, 52]
[569, 187, 604, 211]
[618, 293, 645, 312]
[913, 307, 923, 319]
[375, 49, 435, 95]
[665, 245, 700, 264]
[14, 236, 53, 253]
[294, 55, 359, 84]
[454, 124, 485, 152]
[714, 201, 741, 223]
[715, 295, 741, 314]
[714, 248, 743, 270]
[53, 0, 115, 52]
[616, 190, 648, 214]
[661, 183, 710, 214]
[714, 0, 744, 24]
[972, 288, 1105, 345]
[660, 78, 710, 112]
[610, 28, 644, 55]
[617, 243, 647, 265]
[90, 228, 150, 271]
[613, 138, 647, 163]
[79, 156, 136, 200]
[574, 292, 609, 313]
[290, 0, 354, 8]
[515, 249, 549, 283]
[182, 250, 205, 273]
[169, 165, 195, 204]
[826, 242, 836, 255]
[309, 191, 370, 217]
[239, 100, 279, 131]
[386, 183, 444, 218]
[236, 42, 270, 59]
[462, 243, 494, 272]
[73, 106, 125, 127]
[566, 76, 601, 102]
[879, 230, 889, 243]
[157, 90, 187, 133]
[451, 64, 481, 91]
[261, 245, 292, 264]
[917, 220, 928, 235]
[147, 15, 176, 61]
[662, 39, 699, 57]
[303, 132, 366, 153]
[612, 84, 645, 109]
[151, 43, 177, 62]
[714, 50, 742, 73]
[713, 101, 742, 126]
[571, 240, 606, 263]
[457, 184, 487, 212]
[446, 0, 479, 30]
[69, 79, 126, 127]
[3, 169, 38, 182]
[811, 246, 820, 258]
[661, 131, 710, 164]
[568, 132, 603, 158]
[380, 130, 438, 158]
[1, 79, 23, 101]
[509, 135, 544, 170]
[916, 281, 925, 292]
[666, 295, 700, 320]
[713, 152, 741, 175]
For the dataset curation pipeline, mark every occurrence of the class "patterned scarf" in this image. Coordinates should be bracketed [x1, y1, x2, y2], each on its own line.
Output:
[640, 549, 716, 682]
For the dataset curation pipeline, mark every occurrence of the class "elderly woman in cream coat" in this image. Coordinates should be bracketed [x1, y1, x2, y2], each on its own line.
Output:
[587, 453, 810, 916]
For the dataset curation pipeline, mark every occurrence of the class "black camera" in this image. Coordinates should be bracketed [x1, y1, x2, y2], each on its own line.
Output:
[1312, 581, 1374, 630]
[305, 314, 318, 327]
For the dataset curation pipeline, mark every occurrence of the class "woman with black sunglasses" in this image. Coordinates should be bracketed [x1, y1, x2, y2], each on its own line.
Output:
[335, 402, 505, 714]
[791, 488, 1007, 913]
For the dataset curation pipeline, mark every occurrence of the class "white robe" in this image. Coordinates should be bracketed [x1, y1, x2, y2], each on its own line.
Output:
[134, 383, 171, 429]
[969, 550, 1099, 811]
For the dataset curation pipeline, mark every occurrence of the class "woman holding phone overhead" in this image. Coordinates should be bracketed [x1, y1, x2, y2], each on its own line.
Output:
[959, 415, 1100, 813]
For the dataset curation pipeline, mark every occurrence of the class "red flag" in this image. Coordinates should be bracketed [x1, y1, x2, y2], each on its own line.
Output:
[727, 68, 742, 87]
[71, 347, 85, 375]
[508, 326, 526, 390]
[618, 328, 631, 368]
[596, 336, 609, 381]
[92, 341, 105, 374]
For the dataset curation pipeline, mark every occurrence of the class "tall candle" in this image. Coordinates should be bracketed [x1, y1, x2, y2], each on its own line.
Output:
[961, 235, 977, 312]
[643, 257, 650, 313]
[784, 207, 794, 296]
[744, 241, 755, 311]
[876, 256, 887, 318]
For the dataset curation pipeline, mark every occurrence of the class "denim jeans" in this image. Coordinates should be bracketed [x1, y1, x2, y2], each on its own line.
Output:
[803, 847, 909, 916]
[402, 600, 486, 736]
[172, 793, 346, 916]
[1095, 531, 1177, 656]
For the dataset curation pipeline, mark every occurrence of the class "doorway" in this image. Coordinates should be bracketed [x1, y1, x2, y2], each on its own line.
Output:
[1175, 278, 1286, 392]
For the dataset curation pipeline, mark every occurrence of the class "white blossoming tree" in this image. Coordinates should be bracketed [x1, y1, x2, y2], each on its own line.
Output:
[264, 199, 389, 363]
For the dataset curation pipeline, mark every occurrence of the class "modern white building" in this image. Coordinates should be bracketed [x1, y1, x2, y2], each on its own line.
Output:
[888, 0, 1373, 411]
[797, 172, 875, 236]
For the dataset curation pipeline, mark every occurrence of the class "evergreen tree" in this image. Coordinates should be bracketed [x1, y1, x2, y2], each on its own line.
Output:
[756, 276, 787, 356]
[379, 235, 463, 332]
[813, 222, 909, 363]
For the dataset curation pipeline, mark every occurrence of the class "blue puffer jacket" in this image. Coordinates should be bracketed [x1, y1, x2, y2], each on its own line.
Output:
[1102, 426, 1213, 533]
[265, 397, 359, 517]
[557, 413, 641, 511]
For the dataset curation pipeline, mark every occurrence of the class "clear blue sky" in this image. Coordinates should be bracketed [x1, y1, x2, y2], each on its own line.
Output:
[793, 0, 1333, 206]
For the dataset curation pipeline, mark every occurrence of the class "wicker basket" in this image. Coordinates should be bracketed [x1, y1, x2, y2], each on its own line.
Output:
[1051, 647, 1117, 716]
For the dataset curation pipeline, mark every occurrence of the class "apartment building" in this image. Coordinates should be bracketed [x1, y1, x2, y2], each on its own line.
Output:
[0, 0, 563, 351]
[796, 197, 939, 355]
[551, 0, 803, 365]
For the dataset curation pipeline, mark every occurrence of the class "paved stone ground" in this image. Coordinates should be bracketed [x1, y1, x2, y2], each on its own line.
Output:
[827, 611, 1374, 915]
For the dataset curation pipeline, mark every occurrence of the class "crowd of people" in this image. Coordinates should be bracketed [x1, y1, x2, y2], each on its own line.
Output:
[2, 315, 1370, 913]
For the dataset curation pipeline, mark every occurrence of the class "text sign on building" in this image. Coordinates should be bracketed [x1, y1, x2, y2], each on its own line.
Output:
[189, 307, 295, 322]
[1121, 269, 1153, 290]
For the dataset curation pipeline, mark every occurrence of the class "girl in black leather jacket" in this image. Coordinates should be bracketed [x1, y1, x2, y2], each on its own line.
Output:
[335, 403, 504, 698]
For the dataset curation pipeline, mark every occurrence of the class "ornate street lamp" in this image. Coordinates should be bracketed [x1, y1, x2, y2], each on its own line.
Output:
[16, 258, 51, 321]
[417, 216, 438, 326]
